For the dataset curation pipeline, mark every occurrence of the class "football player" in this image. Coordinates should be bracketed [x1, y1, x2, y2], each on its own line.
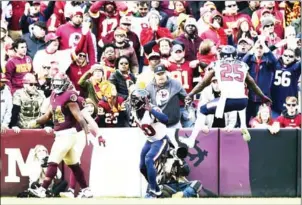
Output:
[130, 88, 169, 198]
[27, 73, 103, 198]
[182, 45, 272, 148]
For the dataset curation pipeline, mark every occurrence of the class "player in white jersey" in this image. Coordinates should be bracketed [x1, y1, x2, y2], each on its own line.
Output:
[130, 89, 169, 198]
[181, 46, 272, 148]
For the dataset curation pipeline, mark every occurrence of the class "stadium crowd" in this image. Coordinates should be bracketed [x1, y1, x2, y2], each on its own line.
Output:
[0, 0, 301, 134]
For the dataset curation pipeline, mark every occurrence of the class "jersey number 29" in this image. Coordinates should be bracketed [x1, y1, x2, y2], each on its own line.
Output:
[220, 63, 244, 82]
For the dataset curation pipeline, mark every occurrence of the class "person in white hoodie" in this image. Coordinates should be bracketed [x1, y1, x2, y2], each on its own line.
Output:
[0, 73, 12, 134]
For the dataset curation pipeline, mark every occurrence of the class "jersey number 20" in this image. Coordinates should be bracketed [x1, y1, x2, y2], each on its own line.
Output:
[141, 124, 156, 137]
[220, 63, 244, 82]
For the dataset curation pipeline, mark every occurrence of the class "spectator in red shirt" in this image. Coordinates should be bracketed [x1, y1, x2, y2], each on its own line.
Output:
[250, 104, 276, 132]
[275, 96, 301, 128]
[5, 1, 26, 41]
[89, 1, 127, 41]
[222, 1, 251, 30]
[200, 10, 227, 46]
[5, 38, 33, 94]
[252, 1, 284, 39]
[100, 44, 116, 80]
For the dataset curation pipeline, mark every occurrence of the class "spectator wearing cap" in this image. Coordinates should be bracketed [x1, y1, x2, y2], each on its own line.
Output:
[242, 39, 278, 126]
[0, 73, 12, 134]
[10, 73, 45, 133]
[197, 7, 212, 36]
[89, 1, 127, 41]
[0, 21, 14, 73]
[22, 21, 47, 59]
[235, 37, 254, 60]
[136, 51, 161, 87]
[33, 32, 72, 80]
[78, 64, 106, 104]
[5, 38, 33, 94]
[252, 1, 284, 38]
[109, 56, 136, 100]
[105, 27, 138, 74]
[146, 64, 187, 128]
[240, 1, 260, 18]
[101, 16, 141, 63]
[274, 96, 301, 129]
[173, 13, 189, 38]
[176, 17, 202, 61]
[200, 11, 227, 47]
[222, 1, 251, 30]
[166, 1, 189, 33]
[56, 6, 95, 62]
[260, 16, 283, 58]
[19, 1, 55, 34]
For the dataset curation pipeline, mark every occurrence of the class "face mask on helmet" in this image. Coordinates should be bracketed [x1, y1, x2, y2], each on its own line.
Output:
[51, 77, 69, 94]
[130, 89, 150, 111]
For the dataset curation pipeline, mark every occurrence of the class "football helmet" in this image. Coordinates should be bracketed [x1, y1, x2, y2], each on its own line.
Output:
[130, 89, 150, 111]
[51, 73, 70, 94]
[220, 45, 237, 59]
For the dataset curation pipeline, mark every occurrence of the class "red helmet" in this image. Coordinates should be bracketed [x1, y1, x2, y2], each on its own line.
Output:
[51, 72, 70, 94]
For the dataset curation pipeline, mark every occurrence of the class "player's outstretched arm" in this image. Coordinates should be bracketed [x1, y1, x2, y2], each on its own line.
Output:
[245, 73, 272, 104]
[188, 70, 215, 98]
[144, 98, 169, 124]
[29, 106, 53, 128]
[68, 102, 90, 135]
[81, 108, 106, 146]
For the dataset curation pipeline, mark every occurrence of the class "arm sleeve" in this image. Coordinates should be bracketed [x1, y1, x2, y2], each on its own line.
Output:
[42, 1, 55, 21]
[89, 1, 105, 18]
[5, 59, 14, 91]
[150, 108, 169, 124]
[143, 40, 157, 55]
[19, 14, 29, 32]
[10, 104, 20, 127]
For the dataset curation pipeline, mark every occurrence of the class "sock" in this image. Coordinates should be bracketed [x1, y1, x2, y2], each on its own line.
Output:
[69, 172, 76, 190]
[68, 164, 87, 189]
[42, 162, 58, 189]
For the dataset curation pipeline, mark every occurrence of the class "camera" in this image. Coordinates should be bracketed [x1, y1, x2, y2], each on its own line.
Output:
[41, 156, 49, 168]
[167, 147, 188, 160]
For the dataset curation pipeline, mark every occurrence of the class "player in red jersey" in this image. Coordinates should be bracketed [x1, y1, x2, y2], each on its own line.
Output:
[28, 73, 103, 198]
[97, 81, 128, 127]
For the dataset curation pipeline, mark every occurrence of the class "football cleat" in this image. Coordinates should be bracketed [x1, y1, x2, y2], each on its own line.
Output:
[60, 188, 75, 198]
[241, 128, 251, 142]
[77, 187, 93, 198]
[28, 186, 46, 198]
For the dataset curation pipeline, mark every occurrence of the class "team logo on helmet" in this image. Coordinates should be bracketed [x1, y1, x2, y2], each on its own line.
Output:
[130, 89, 150, 111]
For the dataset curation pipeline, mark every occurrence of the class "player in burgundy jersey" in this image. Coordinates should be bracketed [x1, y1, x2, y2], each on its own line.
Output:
[97, 81, 128, 127]
[27, 73, 99, 198]
[182, 46, 272, 148]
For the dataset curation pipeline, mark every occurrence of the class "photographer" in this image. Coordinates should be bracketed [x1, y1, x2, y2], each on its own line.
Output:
[27, 145, 67, 197]
[157, 146, 202, 198]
